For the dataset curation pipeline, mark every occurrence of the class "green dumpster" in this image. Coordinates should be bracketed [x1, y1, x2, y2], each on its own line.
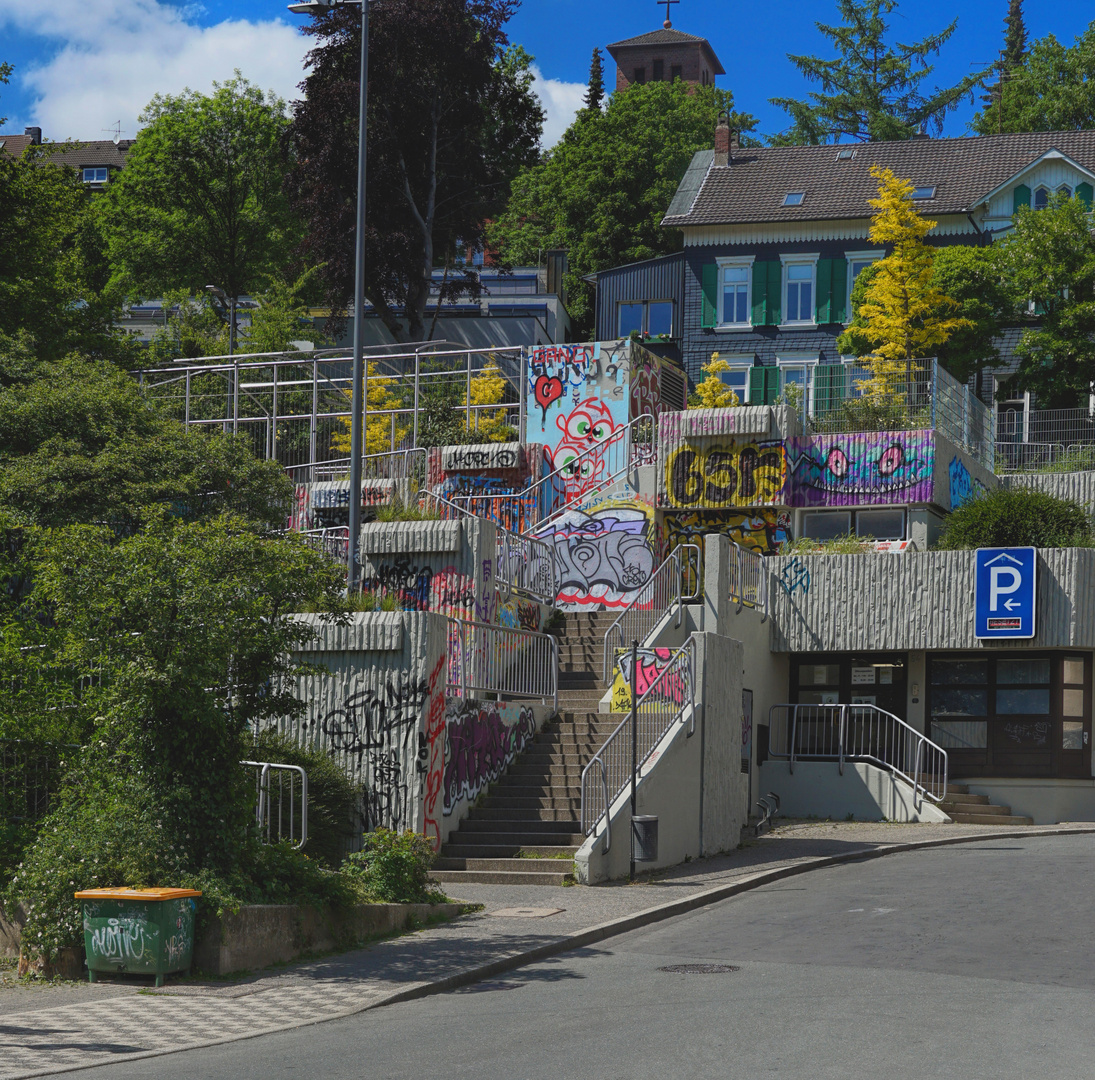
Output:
[75, 887, 202, 987]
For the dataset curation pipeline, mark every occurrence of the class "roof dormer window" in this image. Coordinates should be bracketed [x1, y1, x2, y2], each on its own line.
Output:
[836, 148, 856, 161]
[783, 192, 805, 207]
[1034, 185, 1050, 210]
[82, 167, 108, 184]
[912, 186, 935, 200]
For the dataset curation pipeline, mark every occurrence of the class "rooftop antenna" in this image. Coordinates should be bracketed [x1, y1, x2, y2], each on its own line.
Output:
[103, 121, 123, 145]
[658, 0, 678, 29]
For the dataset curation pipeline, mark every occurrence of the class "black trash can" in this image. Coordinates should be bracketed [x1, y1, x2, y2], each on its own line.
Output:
[631, 815, 658, 862]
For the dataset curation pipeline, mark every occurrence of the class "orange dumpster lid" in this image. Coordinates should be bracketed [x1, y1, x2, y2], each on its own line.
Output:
[74, 887, 202, 901]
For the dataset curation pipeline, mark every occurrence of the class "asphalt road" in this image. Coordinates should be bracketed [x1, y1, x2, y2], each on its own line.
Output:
[67, 834, 1095, 1079]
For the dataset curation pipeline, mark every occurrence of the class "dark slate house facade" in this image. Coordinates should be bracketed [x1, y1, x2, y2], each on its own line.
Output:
[599, 124, 1095, 413]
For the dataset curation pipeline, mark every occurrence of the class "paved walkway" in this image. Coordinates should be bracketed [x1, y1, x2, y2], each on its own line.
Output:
[4, 821, 1093, 1079]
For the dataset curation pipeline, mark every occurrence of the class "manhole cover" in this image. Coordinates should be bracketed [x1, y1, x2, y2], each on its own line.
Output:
[658, 964, 739, 974]
[455, 980, 524, 993]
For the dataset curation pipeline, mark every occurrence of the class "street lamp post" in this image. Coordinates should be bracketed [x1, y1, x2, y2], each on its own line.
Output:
[288, 0, 370, 592]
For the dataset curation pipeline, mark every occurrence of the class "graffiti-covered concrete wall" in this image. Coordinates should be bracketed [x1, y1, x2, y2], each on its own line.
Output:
[287, 612, 449, 849]
[359, 518, 498, 623]
[290, 479, 406, 530]
[662, 509, 792, 558]
[935, 430, 997, 511]
[534, 493, 657, 610]
[526, 340, 630, 501]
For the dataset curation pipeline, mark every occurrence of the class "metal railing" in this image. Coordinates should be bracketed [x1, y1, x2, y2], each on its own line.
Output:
[446, 617, 558, 710]
[496, 528, 560, 607]
[601, 544, 701, 685]
[806, 358, 995, 472]
[284, 447, 427, 487]
[444, 413, 656, 535]
[995, 441, 1095, 474]
[581, 637, 697, 842]
[242, 760, 308, 849]
[728, 541, 768, 618]
[0, 739, 78, 825]
[298, 526, 350, 562]
[767, 703, 948, 810]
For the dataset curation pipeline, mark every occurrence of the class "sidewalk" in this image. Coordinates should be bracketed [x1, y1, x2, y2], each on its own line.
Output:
[4, 820, 1094, 1079]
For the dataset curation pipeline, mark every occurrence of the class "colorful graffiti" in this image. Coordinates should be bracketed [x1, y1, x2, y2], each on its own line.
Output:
[948, 454, 985, 509]
[443, 699, 536, 814]
[499, 597, 549, 633]
[421, 655, 447, 851]
[360, 559, 475, 617]
[662, 442, 787, 509]
[629, 344, 662, 422]
[662, 509, 792, 557]
[526, 341, 629, 489]
[550, 396, 623, 500]
[780, 557, 811, 597]
[610, 647, 690, 712]
[535, 498, 656, 610]
[787, 432, 934, 506]
[442, 444, 520, 471]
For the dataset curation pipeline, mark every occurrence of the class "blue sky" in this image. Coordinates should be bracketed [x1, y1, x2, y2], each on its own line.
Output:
[0, 1, 1091, 145]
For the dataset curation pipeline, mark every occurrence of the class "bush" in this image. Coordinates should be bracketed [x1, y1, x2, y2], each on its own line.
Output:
[937, 487, 1094, 550]
[342, 829, 447, 904]
[251, 730, 362, 868]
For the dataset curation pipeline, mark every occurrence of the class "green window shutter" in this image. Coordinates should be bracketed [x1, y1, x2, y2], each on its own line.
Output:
[765, 367, 780, 405]
[766, 261, 782, 326]
[1013, 184, 1031, 213]
[1077, 182, 1093, 210]
[751, 261, 768, 325]
[748, 365, 766, 405]
[700, 263, 718, 328]
[830, 259, 848, 324]
[814, 363, 846, 416]
[815, 258, 832, 323]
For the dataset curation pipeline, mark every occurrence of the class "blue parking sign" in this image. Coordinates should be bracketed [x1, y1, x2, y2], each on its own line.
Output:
[975, 547, 1037, 639]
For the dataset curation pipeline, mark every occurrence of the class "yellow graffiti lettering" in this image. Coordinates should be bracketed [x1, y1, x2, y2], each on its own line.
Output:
[664, 443, 786, 509]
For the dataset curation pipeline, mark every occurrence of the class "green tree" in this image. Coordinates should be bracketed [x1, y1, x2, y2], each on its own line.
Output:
[287, 0, 544, 343]
[996, 194, 1095, 406]
[0, 345, 292, 528]
[972, 20, 1095, 134]
[490, 81, 756, 335]
[929, 245, 1009, 382]
[0, 149, 133, 362]
[98, 74, 299, 303]
[0, 61, 11, 126]
[979, 0, 1027, 121]
[770, 0, 983, 143]
[584, 48, 606, 112]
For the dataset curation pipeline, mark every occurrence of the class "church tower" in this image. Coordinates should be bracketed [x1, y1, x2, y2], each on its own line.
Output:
[606, 2, 724, 92]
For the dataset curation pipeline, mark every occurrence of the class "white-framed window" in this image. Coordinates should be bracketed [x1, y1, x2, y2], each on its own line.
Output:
[1034, 185, 1050, 210]
[82, 167, 108, 184]
[844, 249, 884, 320]
[716, 355, 755, 403]
[777, 353, 817, 407]
[783, 192, 805, 206]
[912, 186, 935, 200]
[717, 256, 753, 328]
[780, 256, 817, 325]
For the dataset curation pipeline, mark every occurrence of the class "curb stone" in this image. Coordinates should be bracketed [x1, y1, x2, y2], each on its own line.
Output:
[13, 826, 1095, 1079]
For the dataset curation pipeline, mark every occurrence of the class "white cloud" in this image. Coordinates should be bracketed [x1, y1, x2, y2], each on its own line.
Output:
[0, 0, 308, 140]
[530, 64, 585, 149]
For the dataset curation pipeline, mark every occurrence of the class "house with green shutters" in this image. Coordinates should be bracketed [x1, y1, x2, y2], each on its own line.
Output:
[598, 123, 1095, 416]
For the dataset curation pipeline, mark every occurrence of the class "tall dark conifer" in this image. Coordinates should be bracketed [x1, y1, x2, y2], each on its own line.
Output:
[583, 48, 605, 112]
[981, 0, 1028, 113]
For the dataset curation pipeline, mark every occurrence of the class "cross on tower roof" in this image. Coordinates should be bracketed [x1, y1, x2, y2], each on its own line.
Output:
[658, 0, 678, 30]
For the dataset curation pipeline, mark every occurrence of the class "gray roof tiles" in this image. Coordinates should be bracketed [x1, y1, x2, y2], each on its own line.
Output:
[662, 131, 1095, 228]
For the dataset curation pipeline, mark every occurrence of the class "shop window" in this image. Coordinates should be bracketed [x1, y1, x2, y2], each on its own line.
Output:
[996, 658, 1051, 715]
[856, 508, 905, 541]
[803, 511, 851, 541]
[929, 658, 988, 749]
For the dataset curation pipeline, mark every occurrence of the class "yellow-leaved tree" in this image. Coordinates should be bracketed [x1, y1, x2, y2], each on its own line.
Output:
[466, 360, 512, 442]
[688, 355, 740, 409]
[332, 361, 410, 457]
[839, 166, 971, 405]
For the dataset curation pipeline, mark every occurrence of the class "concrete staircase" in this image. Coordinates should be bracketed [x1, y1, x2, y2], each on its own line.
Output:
[940, 783, 1034, 825]
[431, 611, 621, 887]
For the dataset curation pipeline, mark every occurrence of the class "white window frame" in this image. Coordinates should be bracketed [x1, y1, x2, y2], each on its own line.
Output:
[715, 255, 754, 330]
[844, 249, 884, 323]
[715, 354, 756, 404]
[779, 253, 819, 327]
[776, 352, 818, 410]
[617, 299, 674, 338]
[82, 167, 108, 184]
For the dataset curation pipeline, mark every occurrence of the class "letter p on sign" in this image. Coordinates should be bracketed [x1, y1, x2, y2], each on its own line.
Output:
[989, 566, 1022, 611]
[975, 547, 1036, 639]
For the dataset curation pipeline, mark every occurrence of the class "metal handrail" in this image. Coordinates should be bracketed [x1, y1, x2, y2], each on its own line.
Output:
[601, 544, 701, 685]
[242, 760, 308, 848]
[766, 703, 948, 809]
[580, 636, 696, 839]
[728, 541, 768, 620]
[445, 616, 558, 711]
[284, 447, 427, 486]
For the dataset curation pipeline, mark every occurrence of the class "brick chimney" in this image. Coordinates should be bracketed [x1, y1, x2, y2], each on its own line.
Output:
[713, 113, 730, 166]
[24, 126, 42, 145]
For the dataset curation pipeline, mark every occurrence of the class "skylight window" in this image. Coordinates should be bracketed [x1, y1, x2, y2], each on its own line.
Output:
[836, 148, 856, 161]
[783, 192, 805, 207]
[912, 186, 936, 200]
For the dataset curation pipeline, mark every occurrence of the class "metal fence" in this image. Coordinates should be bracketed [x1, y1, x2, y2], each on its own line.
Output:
[581, 637, 697, 846]
[0, 739, 77, 827]
[601, 544, 701, 685]
[807, 358, 995, 472]
[284, 447, 427, 488]
[995, 408, 1095, 473]
[446, 617, 558, 710]
[136, 345, 524, 473]
[728, 542, 768, 618]
[242, 760, 308, 848]
[766, 703, 948, 808]
[496, 529, 560, 607]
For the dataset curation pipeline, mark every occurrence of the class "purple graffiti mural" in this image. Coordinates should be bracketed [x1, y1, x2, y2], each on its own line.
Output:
[443, 700, 536, 813]
[787, 431, 934, 506]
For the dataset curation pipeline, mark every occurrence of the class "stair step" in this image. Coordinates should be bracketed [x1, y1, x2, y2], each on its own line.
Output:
[948, 812, 1034, 826]
[488, 781, 584, 795]
[445, 831, 585, 847]
[434, 856, 573, 872]
[440, 842, 581, 858]
[456, 818, 580, 833]
[430, 868, 573, 886]
[942, 801, 1011, 815]
[479, 796, 582, 810]
[468, 806, 581, 821]
[939, 792, 990, 806]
